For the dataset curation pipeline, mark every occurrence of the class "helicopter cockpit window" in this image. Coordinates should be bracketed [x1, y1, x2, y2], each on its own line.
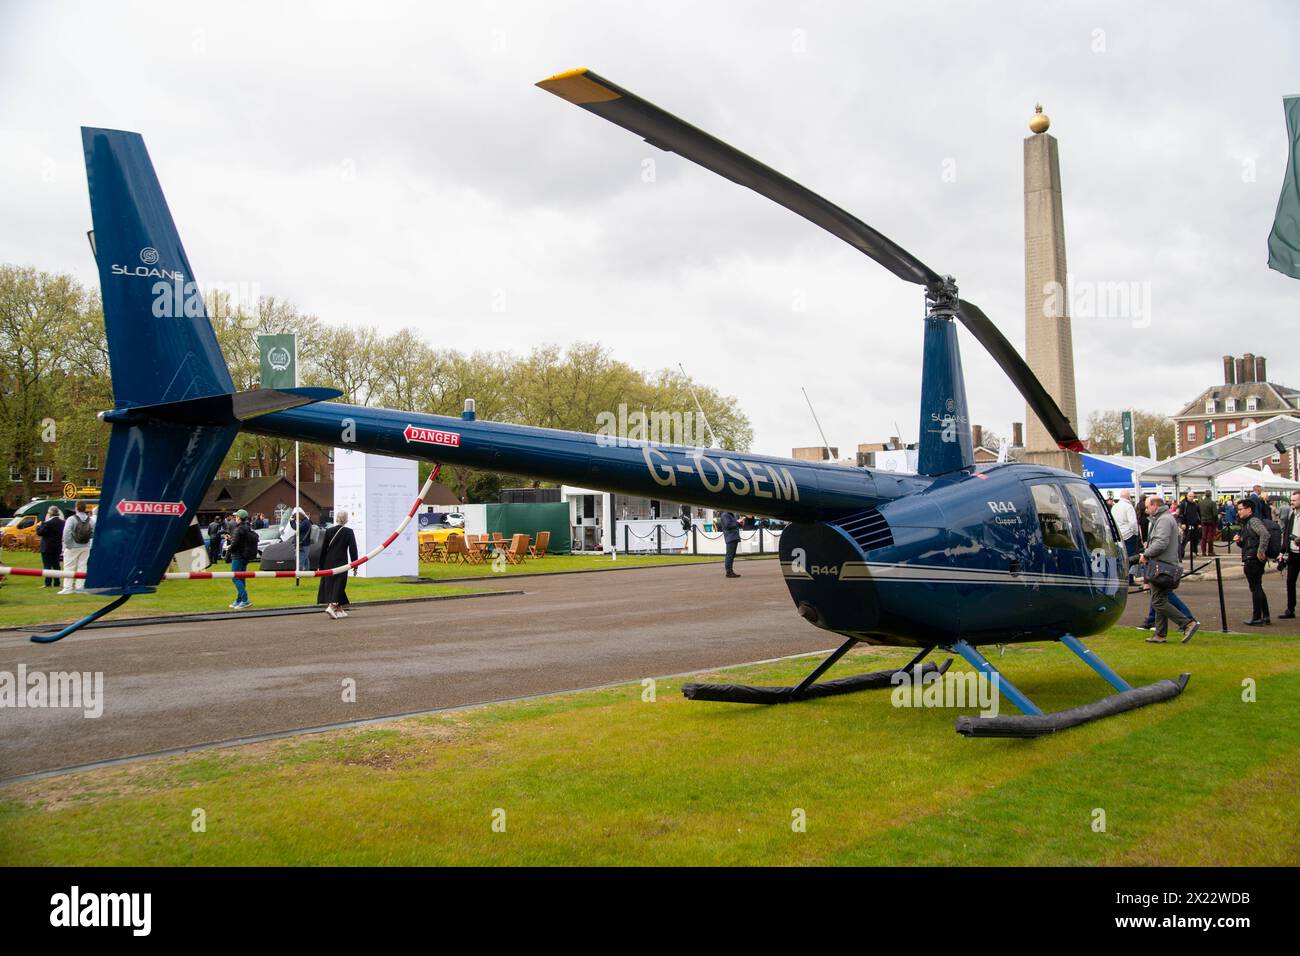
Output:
[1065, 483, 1114, 552]
[1030, 483, 1079, 551]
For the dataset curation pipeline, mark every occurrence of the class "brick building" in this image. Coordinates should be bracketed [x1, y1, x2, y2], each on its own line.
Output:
[1171, 354, 1300, 479]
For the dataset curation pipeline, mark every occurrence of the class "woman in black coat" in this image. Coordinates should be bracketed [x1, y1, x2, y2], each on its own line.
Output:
[317, 511, 359, 619]
[35, 507, 65, 588]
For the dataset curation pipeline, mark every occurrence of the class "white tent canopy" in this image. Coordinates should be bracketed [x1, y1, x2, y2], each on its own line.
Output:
[1136, 415, 1300, 487]
[1210, 464, 1300, 493]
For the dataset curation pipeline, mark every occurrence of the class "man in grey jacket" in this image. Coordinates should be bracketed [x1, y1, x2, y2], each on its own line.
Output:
[1139, 497, 1199, 644]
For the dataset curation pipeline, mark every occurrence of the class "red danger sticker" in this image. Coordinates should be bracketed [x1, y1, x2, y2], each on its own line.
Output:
[117, 499, 187, 516]
[403, 425, 461, 447]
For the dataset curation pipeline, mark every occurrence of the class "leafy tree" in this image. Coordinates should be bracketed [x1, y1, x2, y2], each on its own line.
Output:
[1, 263, 757, 510]
[1085, 409, 1175, 458]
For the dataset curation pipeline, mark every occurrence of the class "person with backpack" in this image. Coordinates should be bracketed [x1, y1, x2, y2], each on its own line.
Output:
[227, 509, 259, 610]
[35, 506, 64, 588]
[1233, 498, 1275, 626]
[59, 502, 95, 593]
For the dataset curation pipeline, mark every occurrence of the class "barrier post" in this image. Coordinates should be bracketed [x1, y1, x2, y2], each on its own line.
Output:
[1215, 556, 1228, 632]
[624, 525, 630, 554]
[692, 525, 697, 555]
[656, 525, 663, 554]
[759, 528, 764, 555]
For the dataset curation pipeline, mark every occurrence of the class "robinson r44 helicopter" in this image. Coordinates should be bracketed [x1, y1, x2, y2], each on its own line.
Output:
[23, 69, 1187, 737]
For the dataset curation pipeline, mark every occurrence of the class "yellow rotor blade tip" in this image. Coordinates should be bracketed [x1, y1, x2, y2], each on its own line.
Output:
[535, 68, 620, 105]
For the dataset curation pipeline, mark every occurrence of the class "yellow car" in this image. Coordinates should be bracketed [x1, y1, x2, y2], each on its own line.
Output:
[1, 513, 42, 551]
[418, 522, 464, 559]
[1, 500, 99, 552]
[418, 525, 464, 546]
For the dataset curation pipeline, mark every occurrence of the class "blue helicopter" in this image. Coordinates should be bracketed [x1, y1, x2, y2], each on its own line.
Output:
[46, 70, 1187, 736]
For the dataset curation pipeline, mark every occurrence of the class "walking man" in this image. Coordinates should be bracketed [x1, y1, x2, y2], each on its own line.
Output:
[1279, 491, 1300, 619]
[1233, 498, 1271, 626]
[58, 502, 95, 593]
[1138, 496, 1199, 644]
[228, 509, 258, 610]
[718, 510, 742, 578]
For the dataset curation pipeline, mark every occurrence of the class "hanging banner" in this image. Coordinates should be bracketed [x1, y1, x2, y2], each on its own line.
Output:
[259, 334, 297, 389]
[1121, 410, 1134, 457]
[1268, 95, 1300, 280]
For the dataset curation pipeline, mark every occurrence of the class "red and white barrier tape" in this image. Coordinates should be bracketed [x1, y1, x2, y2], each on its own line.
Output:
[0, 466, 440, 583]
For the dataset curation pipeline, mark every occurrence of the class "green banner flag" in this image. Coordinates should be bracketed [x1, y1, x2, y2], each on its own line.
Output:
[259, 334, 296, 389]
[1121, 410, 1134, 457]
[1268, 95, 1300, 280]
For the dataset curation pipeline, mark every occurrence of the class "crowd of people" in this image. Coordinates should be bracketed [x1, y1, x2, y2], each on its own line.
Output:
[1105, 483, 1297, 641]
[31, 503, 355, 621]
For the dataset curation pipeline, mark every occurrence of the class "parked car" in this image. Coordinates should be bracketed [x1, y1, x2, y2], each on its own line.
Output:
[1, 499, 99, 550]
[256, 527, 284, 557]
[418, 518, 464, 550]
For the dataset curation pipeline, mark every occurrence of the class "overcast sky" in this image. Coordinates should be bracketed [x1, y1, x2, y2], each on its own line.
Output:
[2, 0, 1296, 456]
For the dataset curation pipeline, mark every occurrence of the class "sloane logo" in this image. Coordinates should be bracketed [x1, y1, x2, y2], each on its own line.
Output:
[139, 246, 160, 264]
[50, 886, 151, 936]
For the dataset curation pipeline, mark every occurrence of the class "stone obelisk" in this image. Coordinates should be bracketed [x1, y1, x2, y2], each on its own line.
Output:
[1020, 105, 1082, 474]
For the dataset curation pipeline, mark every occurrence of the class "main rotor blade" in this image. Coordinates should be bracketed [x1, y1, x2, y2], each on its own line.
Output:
[955, 299, 1085, 452]
[537, 68, 943, 289]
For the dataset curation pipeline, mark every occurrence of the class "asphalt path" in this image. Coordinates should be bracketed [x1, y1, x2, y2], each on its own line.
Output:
[2, 554, 1293, 780]
[0, 560, 828, 779]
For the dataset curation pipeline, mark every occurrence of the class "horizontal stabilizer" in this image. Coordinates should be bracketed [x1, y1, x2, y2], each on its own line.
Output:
[103, 387, 342, 426]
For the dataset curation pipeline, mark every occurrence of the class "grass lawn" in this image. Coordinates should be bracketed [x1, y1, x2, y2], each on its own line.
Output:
[2, 626, 1296, 865]
[0, 550, 742, 629]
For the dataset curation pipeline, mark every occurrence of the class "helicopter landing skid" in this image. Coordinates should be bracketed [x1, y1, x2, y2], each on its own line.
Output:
[682, 640, 951, 705]
[949, 637, 1189, 738]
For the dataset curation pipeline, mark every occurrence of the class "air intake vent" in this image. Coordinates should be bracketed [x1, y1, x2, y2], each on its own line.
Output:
[833, 508, 894, 552]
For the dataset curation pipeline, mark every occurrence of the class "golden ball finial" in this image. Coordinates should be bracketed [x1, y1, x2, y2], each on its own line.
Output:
[1029, 104, 1050, 134]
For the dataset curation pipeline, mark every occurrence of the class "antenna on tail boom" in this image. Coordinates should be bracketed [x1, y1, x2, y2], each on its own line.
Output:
[679, 363, 721, 449]
[802, 387, 836, 463]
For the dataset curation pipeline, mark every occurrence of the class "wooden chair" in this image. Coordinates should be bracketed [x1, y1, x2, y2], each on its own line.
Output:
[528, 530, 550, 559]
[442, 535, 468, 564]
[504, 533, 530, 565]
[466, 537, 488, 565]
[490, 532, 507, 550]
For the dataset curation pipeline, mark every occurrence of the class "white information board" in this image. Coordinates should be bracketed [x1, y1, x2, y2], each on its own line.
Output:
[332, 448, 419, 578]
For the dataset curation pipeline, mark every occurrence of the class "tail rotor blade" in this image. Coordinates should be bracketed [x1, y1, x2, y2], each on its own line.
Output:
[955, 298, 1085, 452]
[536, 68, 942, 289]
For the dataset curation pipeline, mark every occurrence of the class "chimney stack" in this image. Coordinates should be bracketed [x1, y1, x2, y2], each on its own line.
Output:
[1223, 355, 1236, 385]
[1012, 422, 1024, 447]
[1242, 353, 1256, 383]
[972, 424, 984, 449]
[1235, 357, 1248, 384]
[1256, 355, 1267, 383]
